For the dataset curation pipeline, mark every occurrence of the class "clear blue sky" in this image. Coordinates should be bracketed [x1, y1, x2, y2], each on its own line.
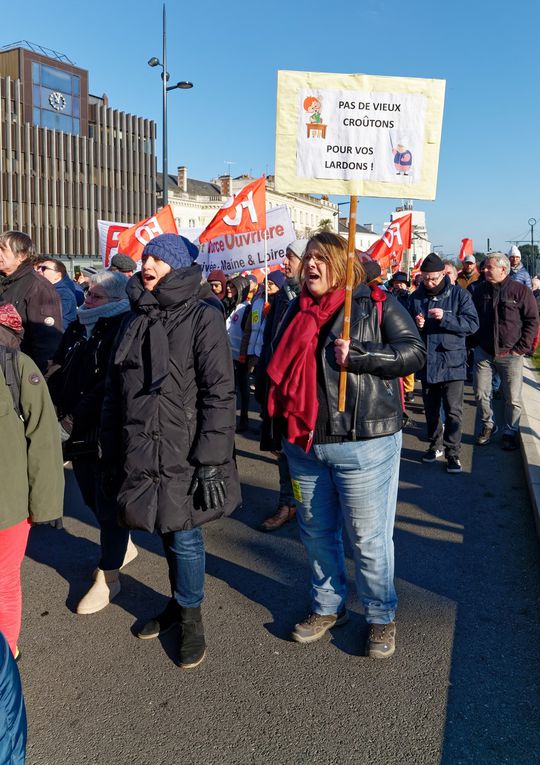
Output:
[2, 0, 538, 256]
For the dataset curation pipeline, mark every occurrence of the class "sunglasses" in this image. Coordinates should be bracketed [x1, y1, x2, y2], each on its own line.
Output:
[38, 265, 58, 273]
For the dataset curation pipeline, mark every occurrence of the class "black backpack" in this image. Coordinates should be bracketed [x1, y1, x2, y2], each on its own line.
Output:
[0, 346, 22, 418]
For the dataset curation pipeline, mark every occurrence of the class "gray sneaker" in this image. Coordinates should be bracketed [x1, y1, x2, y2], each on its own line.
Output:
[291, 608, 348, 644]
[366, 621, 396, 659]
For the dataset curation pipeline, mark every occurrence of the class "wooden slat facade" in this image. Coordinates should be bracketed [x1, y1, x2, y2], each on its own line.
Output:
[0, 73, 156, 256]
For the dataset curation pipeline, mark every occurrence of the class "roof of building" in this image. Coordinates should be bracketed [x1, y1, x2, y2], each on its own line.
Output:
[338, 220, 378, 236]
[157, 173, 222, 197]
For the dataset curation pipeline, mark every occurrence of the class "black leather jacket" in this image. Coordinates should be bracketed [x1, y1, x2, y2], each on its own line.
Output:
[268, 284, 426, 444]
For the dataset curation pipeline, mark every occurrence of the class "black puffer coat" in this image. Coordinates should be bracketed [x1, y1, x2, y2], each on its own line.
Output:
[100, 265, 241, 532]
[47, 310, 130, 448]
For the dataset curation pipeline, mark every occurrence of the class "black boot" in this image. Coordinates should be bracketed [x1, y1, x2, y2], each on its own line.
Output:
[137, 599, 181, 640]
[177, 606, 206, 669]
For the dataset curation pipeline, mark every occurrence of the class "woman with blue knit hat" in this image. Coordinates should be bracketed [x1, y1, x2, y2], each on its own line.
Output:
[99, 234, 241, 669]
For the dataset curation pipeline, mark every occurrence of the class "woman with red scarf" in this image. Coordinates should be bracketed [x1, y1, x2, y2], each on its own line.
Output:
[266, 233, 425, 658]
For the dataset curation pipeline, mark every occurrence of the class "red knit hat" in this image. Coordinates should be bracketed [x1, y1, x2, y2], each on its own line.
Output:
[0, 304, 24, 335]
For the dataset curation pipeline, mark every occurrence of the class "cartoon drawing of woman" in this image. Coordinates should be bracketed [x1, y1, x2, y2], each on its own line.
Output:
[393, 138, 413, 175]
[304, 96, 322, 124]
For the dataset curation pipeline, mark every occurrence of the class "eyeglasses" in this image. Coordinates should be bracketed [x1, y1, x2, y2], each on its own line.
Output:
[38, 265, 58, 273]
[86, 290, 108, 300]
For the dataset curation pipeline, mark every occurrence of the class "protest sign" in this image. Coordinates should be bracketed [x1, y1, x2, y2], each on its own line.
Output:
[98, 219, 130, 267]
[275, 70, 445, 200]
[196, 205, 295, 276]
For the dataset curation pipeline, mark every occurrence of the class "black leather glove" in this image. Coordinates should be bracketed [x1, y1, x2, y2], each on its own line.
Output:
[189, 466, 227, 512]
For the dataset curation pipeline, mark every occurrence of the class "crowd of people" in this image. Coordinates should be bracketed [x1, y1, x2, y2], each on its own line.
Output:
[0, 228, 539, 756]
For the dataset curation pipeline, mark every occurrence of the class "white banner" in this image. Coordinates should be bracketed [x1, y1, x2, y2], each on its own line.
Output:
[97, 219, 130, 268]
[195, 205, 295, 276]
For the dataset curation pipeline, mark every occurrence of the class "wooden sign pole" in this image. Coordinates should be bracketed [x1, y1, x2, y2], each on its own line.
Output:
[338, 195, 358, 412]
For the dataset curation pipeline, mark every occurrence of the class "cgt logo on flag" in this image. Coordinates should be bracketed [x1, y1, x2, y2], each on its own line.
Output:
[199, 176, 266, 244]
[367, 213, 412, 273]
[118, 205, 178, 262]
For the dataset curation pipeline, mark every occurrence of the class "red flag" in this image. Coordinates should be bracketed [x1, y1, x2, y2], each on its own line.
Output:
[118, 205, 178, 261]
[199, 177, 266, 244]
[366, 213, 413, 273]
[459, 238, 473, 261]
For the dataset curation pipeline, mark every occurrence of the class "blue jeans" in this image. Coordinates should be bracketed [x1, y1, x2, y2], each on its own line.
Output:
[282, 433, 402, 625]
[160, 529, 205, 609]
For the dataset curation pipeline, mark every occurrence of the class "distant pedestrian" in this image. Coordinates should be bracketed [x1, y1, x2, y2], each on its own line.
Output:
[507, 246, 532, 289]
[0, 231, 63, 371]
[456, 255, 479, 289]
[207, 269, 227, 301]
[109, 253, 136, 277]
[256, 240, 306, 531]
[35, 257, 78, 330]
[472, 252, 539, 450]
[409, 253, 479, 473]
[443, 261, 458, 285]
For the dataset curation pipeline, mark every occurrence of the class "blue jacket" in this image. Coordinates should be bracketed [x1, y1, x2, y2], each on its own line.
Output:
[409, 276, 479, 383]
[0, 633, 26, 765]
[509, 265, 532, 289]
[54, 276, 78, 330]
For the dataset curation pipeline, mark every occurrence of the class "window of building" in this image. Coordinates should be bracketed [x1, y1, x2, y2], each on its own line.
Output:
[31, 62, 81, 136]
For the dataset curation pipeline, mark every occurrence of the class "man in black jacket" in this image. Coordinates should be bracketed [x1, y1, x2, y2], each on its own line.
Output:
[0, 231, 63, 372]
[409, 253, 479, 473]
[471, 252, 539, 450]
[257, 239, 306, 531]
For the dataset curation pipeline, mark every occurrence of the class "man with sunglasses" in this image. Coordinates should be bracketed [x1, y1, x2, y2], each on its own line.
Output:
[0, 232, 62, 371]
[409, 252, 479, 473]
[35, 257, 77, 330]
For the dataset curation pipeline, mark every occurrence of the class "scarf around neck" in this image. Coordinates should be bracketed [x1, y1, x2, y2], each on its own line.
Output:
[114, 267, 201, 393]
[267, 284, 345, 451]
[77, 299, 130, 337]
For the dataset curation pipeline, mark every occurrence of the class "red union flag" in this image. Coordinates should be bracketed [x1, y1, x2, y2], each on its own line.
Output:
[199, 176, 266, 244]
[366, 213, 412, 273]
[459, 238, 473, 261]
[117, 205, 178, 261]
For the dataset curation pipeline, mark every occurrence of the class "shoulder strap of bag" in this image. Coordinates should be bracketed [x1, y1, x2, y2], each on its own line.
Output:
[0, 346, 22, 418]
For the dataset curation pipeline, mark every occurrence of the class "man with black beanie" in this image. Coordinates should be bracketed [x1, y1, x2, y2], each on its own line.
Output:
[409, 253, 479, 473]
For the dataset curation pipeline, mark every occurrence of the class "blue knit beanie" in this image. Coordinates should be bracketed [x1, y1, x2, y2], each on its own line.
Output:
[267, 270, 286, 289]
[142, 234, 199, 270]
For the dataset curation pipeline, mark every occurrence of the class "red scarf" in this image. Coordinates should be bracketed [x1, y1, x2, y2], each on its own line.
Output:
[267, 285, 345, 451]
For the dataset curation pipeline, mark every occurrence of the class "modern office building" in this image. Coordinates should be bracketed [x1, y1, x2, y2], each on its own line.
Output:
[0, 41, 156, 260]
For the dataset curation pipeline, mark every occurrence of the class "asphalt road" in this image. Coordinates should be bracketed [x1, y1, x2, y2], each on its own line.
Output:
[19, 383, 540, 765]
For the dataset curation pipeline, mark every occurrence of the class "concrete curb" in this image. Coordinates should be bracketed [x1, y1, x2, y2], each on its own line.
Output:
[520, 357, 540, 540]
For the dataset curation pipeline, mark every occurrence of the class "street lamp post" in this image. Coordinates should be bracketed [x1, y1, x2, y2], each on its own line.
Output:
[528, 218, 536, 275]
[148, 3, 193, 208]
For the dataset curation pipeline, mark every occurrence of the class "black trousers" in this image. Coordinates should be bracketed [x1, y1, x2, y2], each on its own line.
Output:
[421, 380, 465, 457]
[71, 457, 129, 571]
[233, 360, 250, 424]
